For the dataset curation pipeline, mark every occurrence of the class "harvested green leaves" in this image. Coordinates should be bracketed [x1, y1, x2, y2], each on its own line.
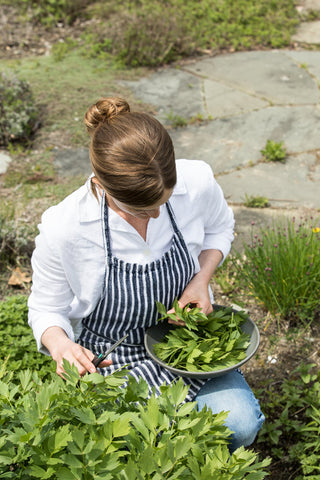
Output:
[154, 300, 250, 372]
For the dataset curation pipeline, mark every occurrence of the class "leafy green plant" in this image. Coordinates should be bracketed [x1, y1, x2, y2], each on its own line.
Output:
[155, 301, 250, 372]
[235, 216, 320, 324]
[0, 360, 271, 478]
[257, 363, 320, 479]
[0, 295, 53, 378]
[0, 71, 39, 147]
[243, 194, 270, 208]
[261, 139, 287, 163]
[166, 112, 189, 128]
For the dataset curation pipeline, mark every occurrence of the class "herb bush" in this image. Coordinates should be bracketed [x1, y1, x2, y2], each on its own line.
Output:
[236, 216, 320, 324]
[0, 71, 39, 147]
[0, 360, 270, 479]
[0, 295, 53, 378]
[257, 363, 320, 479]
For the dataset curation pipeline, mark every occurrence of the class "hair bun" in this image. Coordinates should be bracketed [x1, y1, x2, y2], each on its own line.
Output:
[85, 97, 130, 133]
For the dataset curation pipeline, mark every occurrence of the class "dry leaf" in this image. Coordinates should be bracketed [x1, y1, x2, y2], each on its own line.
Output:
[8, 267, 32, 287]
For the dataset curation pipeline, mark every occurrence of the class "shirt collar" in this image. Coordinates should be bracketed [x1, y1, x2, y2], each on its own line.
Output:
[79, 171, 186, 223]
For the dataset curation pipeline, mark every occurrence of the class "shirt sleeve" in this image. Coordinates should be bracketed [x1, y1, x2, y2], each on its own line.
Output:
[28, 214, 75, 355]
[202, 165, 235, 261]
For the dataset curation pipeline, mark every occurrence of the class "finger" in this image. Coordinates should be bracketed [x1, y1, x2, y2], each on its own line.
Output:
[97, 359, 113, 368]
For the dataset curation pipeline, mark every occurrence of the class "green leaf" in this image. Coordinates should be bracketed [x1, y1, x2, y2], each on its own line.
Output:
[26, 466, 55, 479]
[112, 415, 131, 437]
[70, 407, 96, 425]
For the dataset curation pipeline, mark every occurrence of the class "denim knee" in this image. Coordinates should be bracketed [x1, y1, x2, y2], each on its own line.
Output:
[195, 370, 265, 452]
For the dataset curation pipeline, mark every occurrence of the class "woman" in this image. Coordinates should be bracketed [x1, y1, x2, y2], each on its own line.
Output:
[28, 97, 264, 452]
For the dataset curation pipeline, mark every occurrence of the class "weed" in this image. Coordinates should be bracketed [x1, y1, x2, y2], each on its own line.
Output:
[51, 37, 78, 62]
[261, 139, 287, 163]
[243, 194, 270, 208]
[166, 112, 188, 128]
[235, 216, 320, 325]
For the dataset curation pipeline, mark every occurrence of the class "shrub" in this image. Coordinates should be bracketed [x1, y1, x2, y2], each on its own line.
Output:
[0, 71, 39, 147]
[0, 361, 271, 478]
[236, 216, 320, 324]
[0, 203, 36, 267]
[0, 295, 53, 378]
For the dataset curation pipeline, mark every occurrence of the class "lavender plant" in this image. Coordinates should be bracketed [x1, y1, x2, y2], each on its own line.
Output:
[237, 216, 320, 324]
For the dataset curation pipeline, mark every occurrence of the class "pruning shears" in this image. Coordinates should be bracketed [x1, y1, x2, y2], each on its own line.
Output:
[92, 334, 128, 368]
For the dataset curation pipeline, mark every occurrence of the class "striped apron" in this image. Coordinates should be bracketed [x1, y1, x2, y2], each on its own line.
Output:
[77, 195, 205, 401]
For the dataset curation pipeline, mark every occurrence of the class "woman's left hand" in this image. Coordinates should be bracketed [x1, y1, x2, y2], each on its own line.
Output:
[167, 249, 223, 325]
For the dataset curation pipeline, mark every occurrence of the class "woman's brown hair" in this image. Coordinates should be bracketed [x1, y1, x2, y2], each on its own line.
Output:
[84, 97, 176, 207]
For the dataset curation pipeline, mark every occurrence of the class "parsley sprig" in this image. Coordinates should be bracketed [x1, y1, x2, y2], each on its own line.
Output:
[154, 301, 250, 373]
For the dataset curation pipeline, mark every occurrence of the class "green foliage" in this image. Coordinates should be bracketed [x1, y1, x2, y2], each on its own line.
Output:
[258, 363, 320, 479]
[166, 112, 189, 128]
[261, 139, 287, 162]
[236, 216, 320, 324]
[0, 295, 53, 378]
[0, 71, 39, 147]
[51, 37, 79, 62]
[0, 360, 270, 478]
[11, 0, 96, 26]
[76, 0, 299, 67]
[155, 301, 250, 372]
[243, 194, 270, 208]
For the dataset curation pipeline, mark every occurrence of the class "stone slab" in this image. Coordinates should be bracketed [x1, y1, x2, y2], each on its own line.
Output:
[122, 69, 205, 124]
[184, 51, 318, 105]
[216, 153, 320, 209]
[204, 79, 269, 118]
[292, 20, 320, 44]
[53, 148, 91, 177]
[284, 50, 320, 82]
[0, 151, 11, 175]
[170, 106, 320, 173]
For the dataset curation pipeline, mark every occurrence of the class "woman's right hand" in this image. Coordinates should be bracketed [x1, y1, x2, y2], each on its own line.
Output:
[41, 326, 112, 378]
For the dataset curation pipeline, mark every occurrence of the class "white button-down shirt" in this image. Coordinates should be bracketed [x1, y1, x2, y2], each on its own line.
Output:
[28, 159, 235, 353]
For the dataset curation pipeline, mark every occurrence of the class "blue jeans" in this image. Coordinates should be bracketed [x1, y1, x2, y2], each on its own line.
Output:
[195, 370, 265, 453]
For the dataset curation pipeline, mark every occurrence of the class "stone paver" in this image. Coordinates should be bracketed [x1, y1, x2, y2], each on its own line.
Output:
[10, 21, 316, 215]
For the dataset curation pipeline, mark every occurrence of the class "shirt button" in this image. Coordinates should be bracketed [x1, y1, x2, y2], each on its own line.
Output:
[143, 248, 151, 257]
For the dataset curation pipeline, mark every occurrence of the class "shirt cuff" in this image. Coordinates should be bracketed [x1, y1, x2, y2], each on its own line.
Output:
[28, 311, 75, 356]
